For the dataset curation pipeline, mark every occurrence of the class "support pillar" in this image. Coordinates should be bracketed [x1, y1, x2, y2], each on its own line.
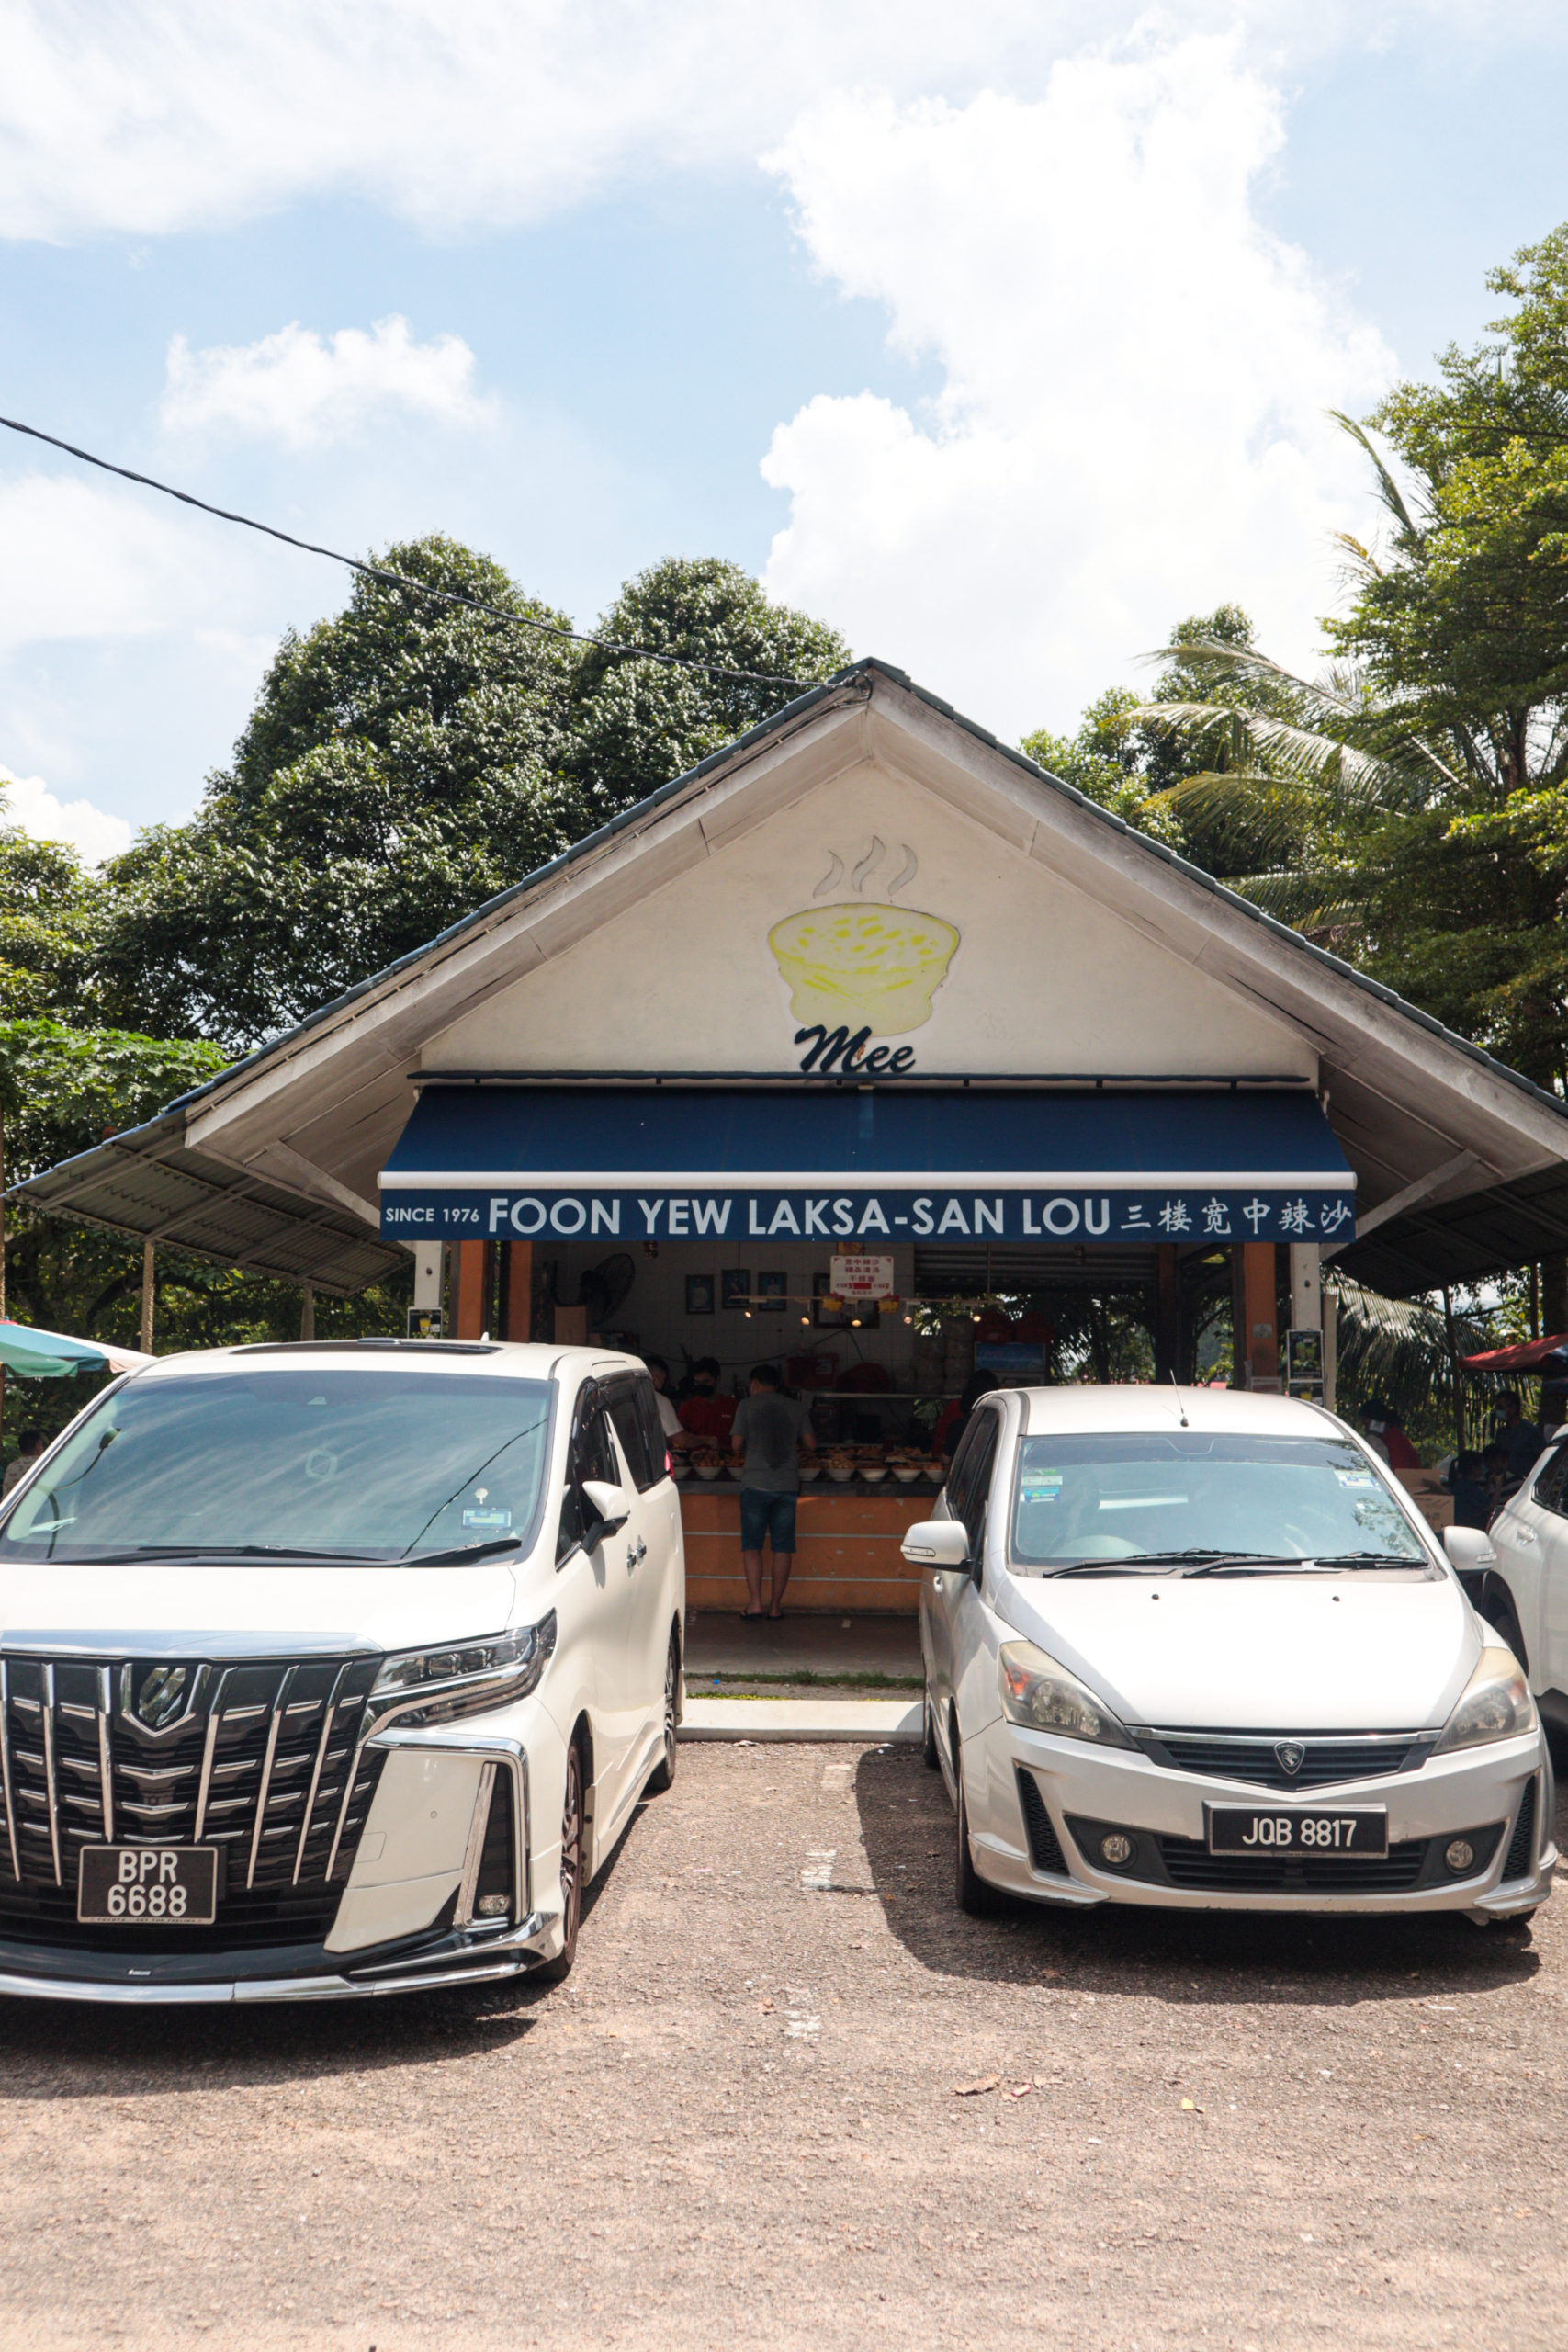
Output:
[140, 1239, 155, 1354]
[500, 1240, 533, 1341]
[1240, 1242, 1279, 1391]
[1154, 1244, 1179, 1384]
[299, 1282, 315, 1342]
[451, 1240, 493, 1340]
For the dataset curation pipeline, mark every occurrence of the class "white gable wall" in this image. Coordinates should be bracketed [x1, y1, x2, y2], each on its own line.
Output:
[424, 761, 1312, 1082]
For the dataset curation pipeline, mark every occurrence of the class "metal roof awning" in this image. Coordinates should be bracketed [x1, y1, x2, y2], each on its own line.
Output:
[13, 1112, 406, 1298]
[1336, 1164, 1568, 1296]
[379, 1084, 1356, 1249]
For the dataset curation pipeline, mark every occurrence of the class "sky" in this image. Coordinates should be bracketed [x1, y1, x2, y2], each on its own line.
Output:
[3, 2, 1568, 862]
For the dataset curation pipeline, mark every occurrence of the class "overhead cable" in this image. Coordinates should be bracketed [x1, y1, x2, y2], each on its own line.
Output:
[0, 412, 815, 691]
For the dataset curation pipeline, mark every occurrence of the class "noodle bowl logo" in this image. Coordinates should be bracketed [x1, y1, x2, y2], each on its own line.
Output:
[768, 841, 960, 1076]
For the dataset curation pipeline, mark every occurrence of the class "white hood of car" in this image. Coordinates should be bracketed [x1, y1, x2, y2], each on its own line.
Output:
[0, 1557, 527, 1660]
[999, 1570, 1478, 1733]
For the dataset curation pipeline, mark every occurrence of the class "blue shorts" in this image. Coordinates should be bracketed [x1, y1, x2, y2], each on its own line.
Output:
[740, 1487, 798, 1554]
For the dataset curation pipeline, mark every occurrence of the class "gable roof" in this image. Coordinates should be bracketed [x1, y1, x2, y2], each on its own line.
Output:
[17, 657, 1568, 1296]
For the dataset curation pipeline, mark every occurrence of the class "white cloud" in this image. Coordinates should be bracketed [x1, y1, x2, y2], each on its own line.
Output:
[0, 472, 220, 646]
[759, 33, 1397, 734]
[10, 0, 1536, 243]
[0, 764, 131, 865]
[161, 316, 492, 447]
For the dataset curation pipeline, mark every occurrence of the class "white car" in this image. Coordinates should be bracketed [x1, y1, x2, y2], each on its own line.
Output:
[1475, 1438, 1568, 1754]
[904, 1385, 1554, 1927]
[0, 1339, 684, 2003]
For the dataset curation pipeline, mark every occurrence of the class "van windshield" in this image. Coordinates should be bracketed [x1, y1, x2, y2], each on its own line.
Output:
[0, 1370, 555, 1565]
[1010, 1431, 1427, 1572]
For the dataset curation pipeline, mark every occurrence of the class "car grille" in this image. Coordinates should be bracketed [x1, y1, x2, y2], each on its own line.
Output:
[1015, 1769, 1068, 1875]
[1504, 1778, 1538, 1881]
[0, 1649, 385, 1950]
[1141, 1732, 1429, 1791]
[1154, 1836, 1429, 1894]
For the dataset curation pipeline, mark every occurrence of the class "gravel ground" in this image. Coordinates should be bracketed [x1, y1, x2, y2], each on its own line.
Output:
[0, 1742, 1563, 2352]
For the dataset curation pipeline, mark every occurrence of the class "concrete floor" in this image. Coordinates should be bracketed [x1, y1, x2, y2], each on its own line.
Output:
[685, 1609, 921, 1682]
[0, 1746, 1563, 2350]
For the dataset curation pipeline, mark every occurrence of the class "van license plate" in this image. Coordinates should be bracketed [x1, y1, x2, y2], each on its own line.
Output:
[78, 1845, 219, 1925]
[1207, 1807, 1387, 1857]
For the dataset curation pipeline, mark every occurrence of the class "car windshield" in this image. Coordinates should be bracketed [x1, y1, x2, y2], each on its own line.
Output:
[1010, 1430, 1428, 1572]
[0, 1369, 555, 1565]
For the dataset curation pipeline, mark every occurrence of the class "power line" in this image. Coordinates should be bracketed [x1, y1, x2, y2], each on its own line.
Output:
[0, 412, 817, 692]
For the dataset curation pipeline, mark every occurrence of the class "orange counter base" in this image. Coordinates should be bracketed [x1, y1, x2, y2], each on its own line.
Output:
[680, 1485, 931, 1615]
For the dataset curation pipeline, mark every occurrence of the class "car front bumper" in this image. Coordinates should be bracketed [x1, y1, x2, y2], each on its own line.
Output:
[962, 1716, 1557, 1918]
[0, 1723, 570, 2005]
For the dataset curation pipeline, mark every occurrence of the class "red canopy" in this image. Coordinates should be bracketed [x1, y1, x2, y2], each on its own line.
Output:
[1459, 1332, 1568, 1374]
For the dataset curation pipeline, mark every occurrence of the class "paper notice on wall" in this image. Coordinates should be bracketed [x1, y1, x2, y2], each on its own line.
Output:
[829, 1252, 896, 1300]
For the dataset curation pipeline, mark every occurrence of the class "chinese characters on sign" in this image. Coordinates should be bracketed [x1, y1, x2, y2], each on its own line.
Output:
[829, 1253, 897, 1300]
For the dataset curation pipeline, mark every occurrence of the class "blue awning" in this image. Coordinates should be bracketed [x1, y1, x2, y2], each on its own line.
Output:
[380, 1087, 1354, 1249]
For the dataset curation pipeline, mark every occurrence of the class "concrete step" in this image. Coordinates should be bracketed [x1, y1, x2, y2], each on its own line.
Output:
[680, 1696, 922, 1743]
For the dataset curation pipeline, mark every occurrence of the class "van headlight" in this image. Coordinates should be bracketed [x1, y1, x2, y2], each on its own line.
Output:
[1433, 1645, 1536, 1755]
[998, 1641, 1134, 1748]
[371, 1613, 556, 1726]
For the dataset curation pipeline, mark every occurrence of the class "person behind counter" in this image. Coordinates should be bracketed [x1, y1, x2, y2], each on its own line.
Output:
[1495, 1388, 1544, 1483]
[2, 1428, 42, 1497]
[731, 1363, 815, 1621]
[1444, 1450, 1494, 1531]
[645, 1354, 682, 1442]
[934, 1372, 989, 1470]
[678, 1356, 738, 1447]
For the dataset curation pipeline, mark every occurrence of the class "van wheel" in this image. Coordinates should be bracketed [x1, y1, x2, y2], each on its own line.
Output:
[647, 1631, 680, 1793]
[953, 1732, 1000, 1917]
[921, 1684, 940, 1770]
[536, 1738, 583, 1983]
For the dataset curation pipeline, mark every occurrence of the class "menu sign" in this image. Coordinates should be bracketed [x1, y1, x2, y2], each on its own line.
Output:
[830, 1253, 896, 1300]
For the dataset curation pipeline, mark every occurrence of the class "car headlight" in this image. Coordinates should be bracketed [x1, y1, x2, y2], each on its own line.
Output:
[998, 1640, 1134, 1748]
[1433, 1645, 1536, 1756]
[371, 1613, 557, 1726]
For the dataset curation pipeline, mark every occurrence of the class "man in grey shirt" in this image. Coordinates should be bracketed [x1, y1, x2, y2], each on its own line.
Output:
[730, 1364, 816, 1619]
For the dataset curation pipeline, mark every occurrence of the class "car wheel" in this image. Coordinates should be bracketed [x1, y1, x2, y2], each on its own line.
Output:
[921, 1683, 940, 1770]
[647, 1630, 681, 1793]
[953, 1729, 1000, 1917]
[1487, 1606, 1528, 1668]
[536, 1737, 584, 1983]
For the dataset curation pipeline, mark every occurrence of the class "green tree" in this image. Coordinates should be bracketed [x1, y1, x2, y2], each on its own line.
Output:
[0, 824, 103, 1021]
[95, 543, 851, 1051]
[566, 556, 851, 816]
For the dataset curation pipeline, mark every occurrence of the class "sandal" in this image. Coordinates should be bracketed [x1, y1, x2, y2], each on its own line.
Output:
[739, 1608, 765, 1622]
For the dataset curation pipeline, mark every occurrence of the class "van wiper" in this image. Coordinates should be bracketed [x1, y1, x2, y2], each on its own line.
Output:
[403, 1534, 525, 1566]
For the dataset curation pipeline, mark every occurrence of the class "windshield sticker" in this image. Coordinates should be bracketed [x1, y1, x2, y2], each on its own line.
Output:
[1021, 1473, 1064, 1504]
[462, 1507, 513, 1531]
[1336, 1470, 1379, 1489]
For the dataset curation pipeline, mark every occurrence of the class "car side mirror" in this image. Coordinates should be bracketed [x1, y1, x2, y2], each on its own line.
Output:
[581, 1479, 635, 1540]
[901, 1521, 972, 1570]
[1443, 1525, 1497, 1570]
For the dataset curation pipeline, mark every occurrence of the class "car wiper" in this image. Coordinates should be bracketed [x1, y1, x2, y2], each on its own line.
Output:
[402, 1534, 525, 1566]
[1043, 1548, 1303, 1577]
[1308, 1552, 1427, 1569]
[1043, 1559, 1190, 1577]
[107, 1543, 387, 1562]
[1179, 1554, 1311, 1577]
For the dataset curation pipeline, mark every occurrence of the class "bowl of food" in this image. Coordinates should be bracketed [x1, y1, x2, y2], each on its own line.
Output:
[671, 1458, 690, 1480]
[859, 1461, 888, 1482]
[767, 900, 961, 1037]
[889, 1458, 923, 1482]
[694, 1453, 725, 1480]
[827, 1452, 856, 1483]
[925, 1461, 945, 1482]
[798, 1458, 821, 1483]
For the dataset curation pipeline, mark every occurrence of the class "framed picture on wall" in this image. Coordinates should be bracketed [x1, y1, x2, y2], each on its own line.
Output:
[812, 1272, 851, 1328]
[685, 1273, 715, 1316]
[720, 1269, 751, 1310]
[758, 1272, 788, 1312]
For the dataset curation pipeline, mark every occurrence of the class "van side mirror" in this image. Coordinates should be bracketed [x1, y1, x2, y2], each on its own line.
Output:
[581, 1479, 635, 1540]
[901, 1521, 972, 1570]
[1442, 1525, 1497, 1570]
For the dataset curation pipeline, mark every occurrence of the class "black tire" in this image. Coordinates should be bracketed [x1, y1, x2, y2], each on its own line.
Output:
[921, 1683, 940, 1770]
[536, 1736, 584, 1983]
[1488, 1609, 1528, 1668]
[953, 1729, 1000, 1916]
[647, 1630, 681, 1793]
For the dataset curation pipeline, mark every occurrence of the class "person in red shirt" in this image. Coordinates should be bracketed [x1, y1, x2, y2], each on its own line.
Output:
[678, 1357, 737, 1445]
[1366, 1402, 1420, 1472]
